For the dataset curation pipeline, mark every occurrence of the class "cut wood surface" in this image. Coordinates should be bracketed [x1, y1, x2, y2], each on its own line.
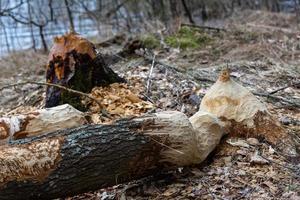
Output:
[0, 111, 223, 200]
[200, 69, 297, 156]
[45, 32, 125, 110]
[0, 104, 86, 145]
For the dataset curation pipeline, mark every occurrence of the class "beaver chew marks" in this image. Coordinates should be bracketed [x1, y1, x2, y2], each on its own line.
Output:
[0, 138, 62, 187]
[46, 32, 125, 110]
[200, 68, 297, 157]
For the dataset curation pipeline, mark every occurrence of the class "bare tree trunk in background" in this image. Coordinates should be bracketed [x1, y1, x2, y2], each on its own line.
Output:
[9, 27, 16, 51]
[150, 0, 169, 28]
[39, 26, 48, 52]
[0, 21, 11, 53]
[97, 0, 103, 11]
[295, 0, 300, 22]
[168, 0, 182, 34]
[272, 0, 280, 12]
[80, 2, 102, 36]
[27, 0, 36, 51]
[114, 0, 121, 32]
[201, 4, 208, 22]
[123, 4, 133, 33]
[181, 0, 195, 24]
[64, 0, 75, 32]
[48, 0, 54, 21]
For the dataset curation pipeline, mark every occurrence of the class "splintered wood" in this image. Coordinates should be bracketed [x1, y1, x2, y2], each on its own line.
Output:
[199, 69, 297, 156]
[0, 104, 86, 144]
[0, 138, 62, 186]
[45, 32, 97, 108]
[0, 111, 223, 199]
[45, 32, 124, 110]
[85, 83, 153, 124]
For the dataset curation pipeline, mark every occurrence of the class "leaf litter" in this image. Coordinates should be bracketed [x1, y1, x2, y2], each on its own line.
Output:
[0, 10, 300, 200]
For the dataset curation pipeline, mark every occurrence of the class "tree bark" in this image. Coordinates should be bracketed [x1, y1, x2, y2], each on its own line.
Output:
[0, 111, 223, 200]
[39, 26, 48, 53]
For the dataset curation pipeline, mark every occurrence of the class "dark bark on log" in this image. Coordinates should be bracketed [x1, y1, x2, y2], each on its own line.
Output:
[0, 111, 222, 200]
[0, 117, 162, 200]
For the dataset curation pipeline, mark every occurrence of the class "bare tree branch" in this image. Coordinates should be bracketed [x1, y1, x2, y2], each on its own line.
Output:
[0, 81, 102, 107]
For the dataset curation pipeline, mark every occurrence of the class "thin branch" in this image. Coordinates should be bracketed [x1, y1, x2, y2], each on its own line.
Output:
[260, 154, 300, 178]
[0, 81, 102, 107]
[135, 50, 185, 73]
[0, 0, 24, 15]
[269, 81, 300, 95]
[253, 92, 300, 108]
[105, 0, 131, 17]
[201, 180, 218, 199]
[181, 23, 226, 32]
[149, 136, 184, 155]
[146, 54, 156, 94]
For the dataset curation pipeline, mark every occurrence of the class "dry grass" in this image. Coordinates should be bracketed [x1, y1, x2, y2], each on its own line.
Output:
[0, 50, 47, 81]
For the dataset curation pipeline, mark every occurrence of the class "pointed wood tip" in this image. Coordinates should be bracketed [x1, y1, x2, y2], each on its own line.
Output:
[218, 67, 231, 82]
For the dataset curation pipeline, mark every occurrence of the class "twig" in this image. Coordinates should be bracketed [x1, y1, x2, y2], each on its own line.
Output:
[135, 51, 185, 73]
[0, 81, 102, 107]
[181, 23, 226, 32]
[201, 179, 218, 199]
[253, 92, 300, 108]
[259, 154, 300, 178]
[146, 54, 156, 94]
[269, 81, 300, 95]
[233, 178, 255, 200]
[189, 72, 215, 83]
[149, 136, 184, 155]
[141, 93, 155, 104]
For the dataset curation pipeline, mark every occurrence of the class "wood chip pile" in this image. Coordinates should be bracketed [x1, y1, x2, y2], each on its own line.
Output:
[84, 83, 153, 123]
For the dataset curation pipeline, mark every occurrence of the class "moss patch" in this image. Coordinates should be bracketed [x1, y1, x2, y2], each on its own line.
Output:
[165, 26, 213, 50]
[141, 35, 160, 49]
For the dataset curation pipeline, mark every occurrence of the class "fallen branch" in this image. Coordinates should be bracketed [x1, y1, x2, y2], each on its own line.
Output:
[181, 23, 226, 32]
[253, 91, 300, 108]
[146, 54, 156, 94]
[135, 50, 185, 73]
[269, 81, 300, 95]
[0, 81, 102, 107]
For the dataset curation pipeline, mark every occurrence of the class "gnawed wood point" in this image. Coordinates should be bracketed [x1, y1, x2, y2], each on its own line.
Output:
[45, 32, 125, 110]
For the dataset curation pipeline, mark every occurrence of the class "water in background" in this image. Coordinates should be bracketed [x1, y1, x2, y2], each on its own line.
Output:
[0, 0, 142, 56]
[0, 0, 297, 56]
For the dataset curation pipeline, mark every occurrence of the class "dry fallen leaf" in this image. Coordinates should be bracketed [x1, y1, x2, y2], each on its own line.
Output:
[246, 138, 259, 146]
[226, 138, 250, 148]
[250, 151, 269, 165]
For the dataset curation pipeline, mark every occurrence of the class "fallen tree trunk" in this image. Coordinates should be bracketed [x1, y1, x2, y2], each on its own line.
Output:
[0, 111, 223, 200]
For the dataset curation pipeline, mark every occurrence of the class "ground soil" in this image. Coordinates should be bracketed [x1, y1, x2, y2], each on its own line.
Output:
[0, 10, 299, 200]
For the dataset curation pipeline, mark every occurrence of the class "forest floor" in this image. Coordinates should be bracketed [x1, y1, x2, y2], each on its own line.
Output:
[0, 10, 299, 199]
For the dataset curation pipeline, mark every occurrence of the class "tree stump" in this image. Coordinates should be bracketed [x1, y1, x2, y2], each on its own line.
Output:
[45, 32, 125, 110]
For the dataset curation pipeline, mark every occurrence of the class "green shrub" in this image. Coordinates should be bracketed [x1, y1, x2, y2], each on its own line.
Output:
[165, 26, 213, 50]
[141, 35, 160, 49]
